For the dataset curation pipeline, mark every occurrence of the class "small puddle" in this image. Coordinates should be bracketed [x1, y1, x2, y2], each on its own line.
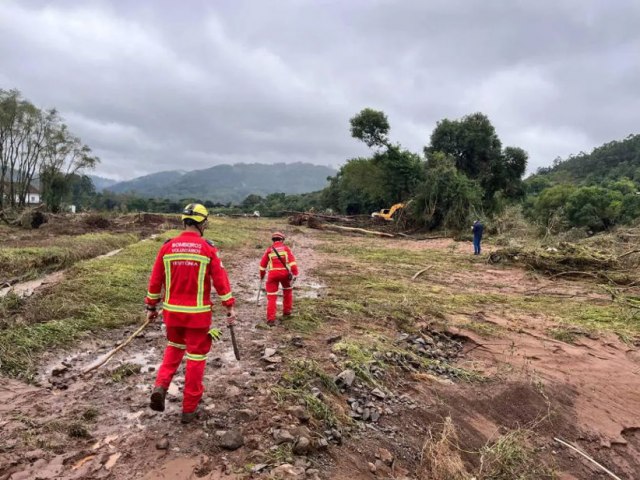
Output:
[0, 248, 124, 299]
[0, 270, 65, 298]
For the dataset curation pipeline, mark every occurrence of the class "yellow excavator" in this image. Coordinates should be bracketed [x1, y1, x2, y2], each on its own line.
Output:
[371, 203, 405, 221]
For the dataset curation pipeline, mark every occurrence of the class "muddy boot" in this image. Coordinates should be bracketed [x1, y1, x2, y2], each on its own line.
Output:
[181, 409, 198, 424]
[150, 386, 167, 412]
[266, 319, 276, 327]
[283, 312, 292, 317]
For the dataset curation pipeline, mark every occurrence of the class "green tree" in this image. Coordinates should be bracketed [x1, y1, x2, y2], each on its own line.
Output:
[372, 146, 425, 204]
[425, 113, 527, 210]
[565, 186, 623, 231]
[410, 154, 482, 230]
[349, 108, 390, 148]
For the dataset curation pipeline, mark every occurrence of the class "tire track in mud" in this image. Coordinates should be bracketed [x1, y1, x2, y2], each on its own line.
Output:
[0, 229, 324, 480]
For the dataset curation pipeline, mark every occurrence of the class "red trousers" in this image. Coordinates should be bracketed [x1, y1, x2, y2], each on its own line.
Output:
[265, 270, 293, 321]
[154, 326, 211, 413]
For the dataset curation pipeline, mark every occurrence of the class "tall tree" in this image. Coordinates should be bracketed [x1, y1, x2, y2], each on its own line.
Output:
[425, 112, 527, 210]
[349, 108, 390, 148]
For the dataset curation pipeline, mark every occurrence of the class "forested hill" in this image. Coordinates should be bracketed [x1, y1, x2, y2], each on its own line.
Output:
[532, 134, 640, 185]
[105, 163, 336, 202]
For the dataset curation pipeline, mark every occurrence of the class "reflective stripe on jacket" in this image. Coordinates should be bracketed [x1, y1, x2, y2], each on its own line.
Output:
[259, 241, 299, 276]
[145, 231, 235, 328]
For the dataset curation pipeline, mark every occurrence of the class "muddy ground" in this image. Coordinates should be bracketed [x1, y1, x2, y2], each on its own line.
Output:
[1, 224, 639, 479]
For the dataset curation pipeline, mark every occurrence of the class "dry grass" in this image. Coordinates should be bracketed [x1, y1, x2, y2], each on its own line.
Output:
[418, 417, 469, 480]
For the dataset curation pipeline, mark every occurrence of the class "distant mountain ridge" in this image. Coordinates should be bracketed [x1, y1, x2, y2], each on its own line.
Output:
[102, 162, 336, 202]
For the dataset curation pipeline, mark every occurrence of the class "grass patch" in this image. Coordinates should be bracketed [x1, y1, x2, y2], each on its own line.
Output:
[460, 321, 505, 337]
[0, 233, 139, 282]
[272, 359, 342, 428]
[547, 327, 579, 343]
[478, 429, 556, 479]
[419, 417, 468, 480]
[0, 219, 260, 380]
[110, 362, 142, 382]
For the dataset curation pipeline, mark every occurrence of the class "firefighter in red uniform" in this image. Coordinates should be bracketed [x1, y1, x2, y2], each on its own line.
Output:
[145, 203, 236, 423]
[259, 232, 299, 325]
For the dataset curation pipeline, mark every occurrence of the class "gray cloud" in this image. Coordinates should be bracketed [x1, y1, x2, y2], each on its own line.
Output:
[1, 0, 638, 179]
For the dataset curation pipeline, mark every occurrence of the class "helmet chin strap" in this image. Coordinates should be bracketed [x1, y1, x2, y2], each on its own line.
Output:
[196, 223, 205, 237]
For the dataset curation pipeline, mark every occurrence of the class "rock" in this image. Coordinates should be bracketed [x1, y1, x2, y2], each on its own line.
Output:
[371, 410, 381, 422]
[155, 438, 170, 450]
[306, 468, 322, 480]
[51, 365, 68, 377]
[368, 462, 377, 473]
[225, 385, 242, 397]
[330, 428, 342, 444]
[315, 438, 329, 450]
[263, 355, 282, 364]
[287, 406, 310, 422]
[371, 388, 386, 399]
[377, 447, 394, 466]
[334, 369, 356, 388]
[269, 464, 305, 479]
[263, 348, 277, 358]
[293, 436, 311, 455]
[217, 430, 245, 450]
[326, 335, 342, 344]
[362, 408, 371, 422]
[291, 337, 304, 348]
[264, 365, 277, 371]
[329, 353, 339, 363]
[236, 409, 258, 421]
[251, 464, 268, 473]
[273, 428, 295, 444]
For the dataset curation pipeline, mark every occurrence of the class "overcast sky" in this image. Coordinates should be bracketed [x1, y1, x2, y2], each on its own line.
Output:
[1, 1, 638, 180]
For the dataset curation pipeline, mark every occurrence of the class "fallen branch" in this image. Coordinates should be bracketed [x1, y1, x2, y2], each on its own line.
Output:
[412, 266, 433, 281]
[618, 249, 640, 259]
[320, 224, 395, 238]
[554, 437, 622, 480]
[83, 318, 151, 375]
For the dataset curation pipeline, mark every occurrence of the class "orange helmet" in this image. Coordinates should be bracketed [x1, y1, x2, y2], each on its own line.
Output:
[271, 232, 285, 241]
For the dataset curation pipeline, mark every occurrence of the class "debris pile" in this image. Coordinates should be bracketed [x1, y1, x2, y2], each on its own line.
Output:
[488, 241, 638, 284]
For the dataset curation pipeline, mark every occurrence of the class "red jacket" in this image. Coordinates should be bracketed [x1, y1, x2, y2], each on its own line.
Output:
[145, 231, 235, 328]
[259, 241, 299, 278]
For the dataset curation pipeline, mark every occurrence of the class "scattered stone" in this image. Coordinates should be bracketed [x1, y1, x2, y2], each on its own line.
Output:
[251, 464, 268, 473]
[269, 463, 305, 479]
[293, 436, 311, 455]
[263, 355, 282, 364]
[330, 429, 342, 444]
[377, 447, 394, 466]
[326, 335, 342, 344]
[287, 406, 310, 422]
[264, 364, 277, 371]
[236, 409, 257, 421]
[362, 408, 371, 422]
[217, 430, 245, 450]
[155, 438, 170, 450]
[371, 410, 381, 422]
[334, 369, 356, 388]
[273, 428, 295, 444]
[306, 468, 322, 480]
[291, 336, 304, 347]
[329, 353, 339, 363]
[315, 438, 329, 450]
[225, 385, 242, 397]
[368, 462, 377, 473]
[51, 364, 68, 377]
[263, 348, 277, 358]
[371, 388, 386, 399]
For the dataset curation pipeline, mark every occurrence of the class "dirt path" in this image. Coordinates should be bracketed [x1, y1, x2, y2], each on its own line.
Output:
[2, 230, 640, 479]
[0, 229, 325, 480]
